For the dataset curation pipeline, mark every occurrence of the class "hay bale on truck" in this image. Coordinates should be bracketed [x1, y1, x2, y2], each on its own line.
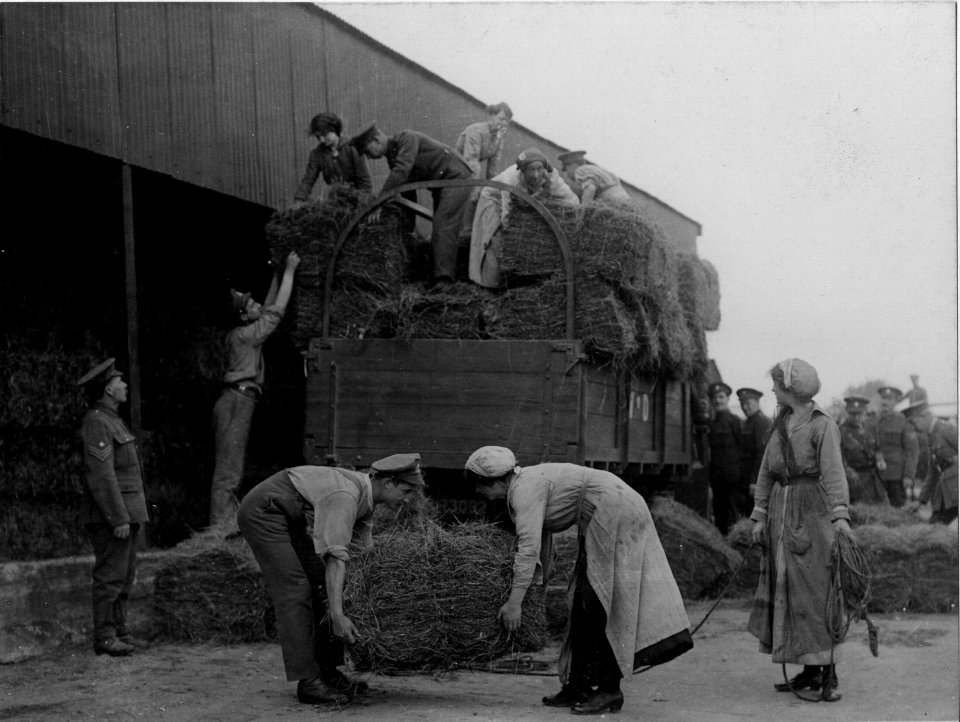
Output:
[272, 181, 717, 514]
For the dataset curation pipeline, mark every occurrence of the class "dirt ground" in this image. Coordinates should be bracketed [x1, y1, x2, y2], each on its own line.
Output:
[1, 599, 957, 722]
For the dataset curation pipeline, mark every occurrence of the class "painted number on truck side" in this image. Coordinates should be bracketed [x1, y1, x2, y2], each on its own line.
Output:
[629, 392, 651, 422]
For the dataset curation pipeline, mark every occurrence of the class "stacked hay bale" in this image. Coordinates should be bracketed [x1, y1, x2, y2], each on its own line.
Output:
[0, 336, 100, 560]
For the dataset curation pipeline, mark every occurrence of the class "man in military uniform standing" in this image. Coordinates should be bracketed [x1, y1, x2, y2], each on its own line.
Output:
[839, 396, 887, 504]
[707, 381, 742, 534]
[78, 358, 149, 657]
[736, 387, 771, 517]
[875, 386, 919, 507]
[903, 400, 959, 524]
[351, 122, 473, 288]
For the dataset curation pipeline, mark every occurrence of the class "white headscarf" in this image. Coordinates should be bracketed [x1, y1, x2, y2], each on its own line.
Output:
[777, 358, 821, 398]
[465, 446, 520, 478]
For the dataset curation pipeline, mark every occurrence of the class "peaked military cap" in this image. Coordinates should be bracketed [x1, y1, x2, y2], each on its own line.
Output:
[349, 121, 380, 150]
[708, 381, 733, 397]
[557, 150, 588, 167]
[877, 386, 903, 401]
[77, 358, 123, 387]
[371, 452, 425, 486]
[844, 396, 870, 411]
[736, 388, 763, 401]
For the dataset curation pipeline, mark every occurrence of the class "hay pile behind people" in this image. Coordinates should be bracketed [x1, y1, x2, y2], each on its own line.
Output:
[725, 518, 762, 596]
[649, 497, 742, 599]
[848, 503, 920, 528]
[152, 532, 274, 643]
[898, 524, 959, 613]
[343, 520, 545, 673]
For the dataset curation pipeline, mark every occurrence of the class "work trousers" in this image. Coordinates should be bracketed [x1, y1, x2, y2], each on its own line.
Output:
[87, 523, 140, 645]
[237, 471, 344, 682]
[210, 388, 256, 525]
[569, 542, 622, 692]
[430, 180, 472, 281]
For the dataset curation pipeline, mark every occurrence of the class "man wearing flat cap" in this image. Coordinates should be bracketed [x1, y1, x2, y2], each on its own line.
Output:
[238, 453, 425, 706]
[351, 122, 473, 288]
[839, 396, 887, 504]
[77, 358, 149, 657]
[875, 386, 919, 507]
[736, 388, 772, 517]
[210, 250, 301, 533]
[557, 150, 631, 205]
[707, 381, 742, 534]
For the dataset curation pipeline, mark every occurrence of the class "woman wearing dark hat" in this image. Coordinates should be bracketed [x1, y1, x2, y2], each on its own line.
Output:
[77, 358, 149, 657]
[748, 358, 852, 702]
[467, 148, 579, 288]
[292, 112, 372, 205]
[238, 453, 425, 706]
[466, 446, 692, 715]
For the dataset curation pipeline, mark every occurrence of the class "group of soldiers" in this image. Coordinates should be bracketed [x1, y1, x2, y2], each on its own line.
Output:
[704, 374, 958, 535]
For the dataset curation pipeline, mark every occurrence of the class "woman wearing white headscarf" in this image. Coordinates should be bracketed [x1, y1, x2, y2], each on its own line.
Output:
[465, 446, 691, 715]
[467, 148, 579, 288]
[748, 358, 852, 702]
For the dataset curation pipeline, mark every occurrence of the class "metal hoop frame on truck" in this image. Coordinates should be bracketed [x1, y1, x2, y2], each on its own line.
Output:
[321, 178, 576, 339]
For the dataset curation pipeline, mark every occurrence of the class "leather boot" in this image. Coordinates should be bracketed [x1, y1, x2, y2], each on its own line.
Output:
[571, 688, 624, 715]
[542, 684, 591, 707]
[820, 665, 841, 702]
[296, 676, 350, 705]
[320, 668, 369, 694]
[94, 638, 135, 657]
[774, 665, 822, 692]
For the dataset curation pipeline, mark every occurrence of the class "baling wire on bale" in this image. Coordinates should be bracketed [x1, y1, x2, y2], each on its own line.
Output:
[342, 519, 546, 675]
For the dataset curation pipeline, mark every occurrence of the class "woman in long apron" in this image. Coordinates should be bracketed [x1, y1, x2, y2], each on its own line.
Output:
[747, 358, 853, 702]
[466, 446, 692, 715]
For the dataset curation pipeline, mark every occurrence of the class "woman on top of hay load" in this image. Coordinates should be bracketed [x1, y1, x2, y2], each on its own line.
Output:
[238, 454, 425, 706]
[748, 358, 853, 702]
[467, 447, 692, 715]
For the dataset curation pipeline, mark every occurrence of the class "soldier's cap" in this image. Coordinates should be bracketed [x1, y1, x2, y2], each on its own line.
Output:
[708, 381, 733, 398]
[349, 122, 380, 151]
[877, 386, 903, 401]
[77, 358, 123, 387]
[844, 396, 870, 411]
[229, 288, 252, 315]
[736, 388, 763, 401]
[370, 452, 425, 487]
[556, 150, 588, 167]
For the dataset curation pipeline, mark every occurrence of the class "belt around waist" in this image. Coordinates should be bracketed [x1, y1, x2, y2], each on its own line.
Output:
[775, 475, 820, 486]
[226, 382, 261, 398]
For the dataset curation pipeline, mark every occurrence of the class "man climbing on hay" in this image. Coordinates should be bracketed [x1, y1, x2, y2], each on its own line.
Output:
[209, 251, 300, 534]
[467, 446, 692, 715]
[557, 150, 632, 205]
[237, 453, 425, 705]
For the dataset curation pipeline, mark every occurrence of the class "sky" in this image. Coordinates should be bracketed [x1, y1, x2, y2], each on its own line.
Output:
[323, 1, 957, 418]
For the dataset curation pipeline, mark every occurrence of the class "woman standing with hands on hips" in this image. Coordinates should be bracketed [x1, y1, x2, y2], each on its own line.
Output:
[748, 358, 853, 702]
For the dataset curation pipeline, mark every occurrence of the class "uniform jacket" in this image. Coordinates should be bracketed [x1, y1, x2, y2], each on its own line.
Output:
[294, 138, 372, 201]
[921, 419, 959, 511]
[839, 419, 881, 470]
[381, 130, 472, 194]
[740, 411, 772, 487]
[455, 121, 505, 179]
[79, 404, 148, 527]
[709, 409, 742, 486]
[876, 411, 919, 481]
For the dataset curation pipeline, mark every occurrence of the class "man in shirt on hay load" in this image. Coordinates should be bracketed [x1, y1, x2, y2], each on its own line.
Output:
[557, 150, 632, 205]
[238, 453, 425, 706]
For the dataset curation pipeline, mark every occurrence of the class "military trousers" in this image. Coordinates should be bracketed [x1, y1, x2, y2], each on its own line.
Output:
[210, 388, 256, 526]
[86, 523, 140, 645]
[238, 471, 344, 682]
[430, 177, 472, 281]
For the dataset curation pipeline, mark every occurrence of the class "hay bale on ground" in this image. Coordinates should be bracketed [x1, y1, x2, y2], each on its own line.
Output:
[899, 525, 958, 612]
[854, 524, 916, 613]
[343, 521, 546, 673]
[849, 503, 920, 528]
[152, 534, 274, 643]
[649, 497, 742, 600]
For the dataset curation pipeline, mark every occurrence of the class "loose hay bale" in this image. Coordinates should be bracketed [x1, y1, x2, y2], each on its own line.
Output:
[854, 524, 916, 613]
[649, 497, 742, 600]
[152, 535, 274, 643]
[392, 283, 491, 340]
[343, 521, 546, 673]
[899, 524, 958, 612]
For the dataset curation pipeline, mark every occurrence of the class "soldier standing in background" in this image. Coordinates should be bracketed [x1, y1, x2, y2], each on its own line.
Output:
[906, 374, 929, 406]
[707, 382, 742, 534]
[78, 358, 149, 657]
[838, 396, 888, 504]
[903, 400, 959, 524]
[736, 388, 772, 517]
[875, 386, 919, 507]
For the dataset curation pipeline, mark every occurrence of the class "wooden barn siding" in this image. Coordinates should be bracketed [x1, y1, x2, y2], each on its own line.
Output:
[0, 2, 700, 247]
